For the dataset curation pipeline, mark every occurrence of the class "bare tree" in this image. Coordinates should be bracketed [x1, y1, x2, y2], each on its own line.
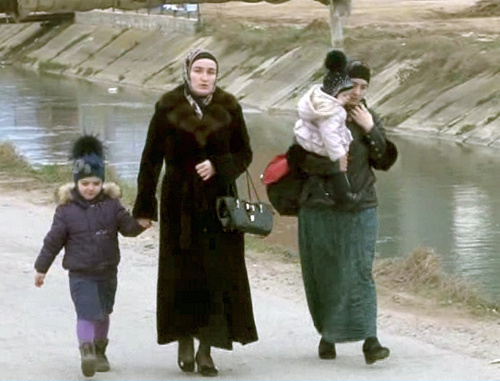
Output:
[327, 0, 351, 47]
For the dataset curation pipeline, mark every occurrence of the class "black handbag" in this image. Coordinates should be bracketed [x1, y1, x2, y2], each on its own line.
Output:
[216, 171, 273, 237]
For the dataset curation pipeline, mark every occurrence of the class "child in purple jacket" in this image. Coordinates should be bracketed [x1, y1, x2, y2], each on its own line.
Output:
[34, 135, 148, 377]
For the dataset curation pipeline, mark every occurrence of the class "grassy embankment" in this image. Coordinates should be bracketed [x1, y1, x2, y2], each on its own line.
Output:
[2, 141, 499, 317]
[199, 0, 499, 127]
[0, 142, 137, 206]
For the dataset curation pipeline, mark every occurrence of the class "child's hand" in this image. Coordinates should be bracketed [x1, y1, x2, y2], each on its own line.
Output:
[137, 218, 152, 229]
[339, 155, 348, 172]
[34, 271, 46, 288]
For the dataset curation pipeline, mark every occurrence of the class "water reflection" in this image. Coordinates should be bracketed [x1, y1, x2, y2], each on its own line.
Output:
[375, 137, 500, 300]
[0, 67, 156, 176]
[451, 185, 499, 293]
[2, 66, 500, 302]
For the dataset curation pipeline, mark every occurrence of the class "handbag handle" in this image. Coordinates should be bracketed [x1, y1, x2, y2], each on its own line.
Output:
[245, 169, 262, 203]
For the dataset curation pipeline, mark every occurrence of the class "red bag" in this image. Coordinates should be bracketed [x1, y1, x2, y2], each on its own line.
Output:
[260, 153, 290, 185]
[261, 153, 303, 216]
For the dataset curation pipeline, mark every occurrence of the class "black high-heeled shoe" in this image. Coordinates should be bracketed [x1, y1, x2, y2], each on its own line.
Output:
[178, 359, 195, 373]
[177, 338, 195, 373]
[195, 352, 218, 377]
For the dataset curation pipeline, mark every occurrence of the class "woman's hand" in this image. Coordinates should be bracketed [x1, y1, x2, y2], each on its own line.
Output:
[195, 160, 215, 181]
[35, 271, 46, 288]
[348, 103, 374, 133]
[137, 218, 152, 229]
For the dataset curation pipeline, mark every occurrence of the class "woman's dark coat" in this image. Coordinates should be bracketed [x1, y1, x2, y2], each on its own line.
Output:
[132, 85, 258, 349]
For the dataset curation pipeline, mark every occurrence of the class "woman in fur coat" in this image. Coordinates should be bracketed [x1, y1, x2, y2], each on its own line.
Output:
[133, 49, 258, 377]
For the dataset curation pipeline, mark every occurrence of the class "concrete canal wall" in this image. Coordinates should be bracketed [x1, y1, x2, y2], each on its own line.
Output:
[0, 11, 499, 147]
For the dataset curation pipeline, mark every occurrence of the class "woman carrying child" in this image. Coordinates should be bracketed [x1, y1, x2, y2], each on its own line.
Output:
[293, 49, 356, 206]
[288, 50, 398, 364]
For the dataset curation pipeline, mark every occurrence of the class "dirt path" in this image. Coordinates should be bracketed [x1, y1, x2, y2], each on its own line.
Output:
[2, 181, 500, 379]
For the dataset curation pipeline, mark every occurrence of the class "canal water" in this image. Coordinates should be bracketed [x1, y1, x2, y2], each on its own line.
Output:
[2, 65, 500, 302]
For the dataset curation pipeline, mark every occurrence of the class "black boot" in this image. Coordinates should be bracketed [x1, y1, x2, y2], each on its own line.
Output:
[94, 339, 110, 372]
[363, 337, 390, 365]
[330, 173, 359, 204]
[301, 176, 335, 207]
[318, 338, 336, 360]
[79, 342, 96, 377]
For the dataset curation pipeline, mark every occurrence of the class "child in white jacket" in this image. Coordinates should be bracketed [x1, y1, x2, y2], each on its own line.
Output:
[294, 50, 356, 206]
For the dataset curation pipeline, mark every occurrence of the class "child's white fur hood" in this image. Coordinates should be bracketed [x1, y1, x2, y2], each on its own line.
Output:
[56, 182, 121, 205]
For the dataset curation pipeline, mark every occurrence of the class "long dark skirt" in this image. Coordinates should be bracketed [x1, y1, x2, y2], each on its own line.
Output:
[298, 207, 378, 343]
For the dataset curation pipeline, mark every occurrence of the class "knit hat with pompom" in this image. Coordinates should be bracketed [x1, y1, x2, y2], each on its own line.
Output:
[70, 135, 105, 182]
[322, 50, 353, 97]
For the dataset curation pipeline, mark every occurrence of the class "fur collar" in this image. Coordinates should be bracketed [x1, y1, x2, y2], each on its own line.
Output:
[157, 85, 240, 146]
[56, 182, 121, 205]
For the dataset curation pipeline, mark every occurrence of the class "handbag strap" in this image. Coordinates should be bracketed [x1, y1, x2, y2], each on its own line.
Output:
[245, 169, 261, 203]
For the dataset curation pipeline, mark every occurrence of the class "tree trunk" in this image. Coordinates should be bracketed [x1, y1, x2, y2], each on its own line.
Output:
[328, 0, 343, 48]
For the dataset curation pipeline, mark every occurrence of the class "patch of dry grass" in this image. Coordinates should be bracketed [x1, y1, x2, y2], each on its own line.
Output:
[375, 247, 500, 316]
[0, 142, 136, 207]
[441, 0, 500, 18]
[199, 19, 331, 55]
[0, 143, 33, 173]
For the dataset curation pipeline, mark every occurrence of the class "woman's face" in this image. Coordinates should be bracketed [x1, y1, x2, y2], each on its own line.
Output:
[189, 58, 217, 97]
[347, 78, 369, 105]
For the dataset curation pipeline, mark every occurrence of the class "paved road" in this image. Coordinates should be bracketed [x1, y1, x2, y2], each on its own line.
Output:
[1, 192, 499, 380]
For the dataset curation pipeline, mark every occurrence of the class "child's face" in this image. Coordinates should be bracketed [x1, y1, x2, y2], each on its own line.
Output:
[336, 91, 351, 106]
[77, 177, 103, 200]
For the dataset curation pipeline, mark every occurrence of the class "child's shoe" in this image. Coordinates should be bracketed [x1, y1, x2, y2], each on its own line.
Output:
[94, 339, 110, 372]
[79, 342, 96, 377]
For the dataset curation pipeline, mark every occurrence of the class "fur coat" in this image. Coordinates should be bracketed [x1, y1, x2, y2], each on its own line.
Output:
[133, 85, 258, 349]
